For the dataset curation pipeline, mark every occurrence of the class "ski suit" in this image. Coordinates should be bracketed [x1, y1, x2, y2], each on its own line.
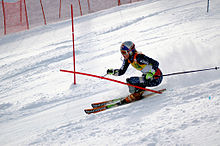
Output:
[114, 52, 163, 93]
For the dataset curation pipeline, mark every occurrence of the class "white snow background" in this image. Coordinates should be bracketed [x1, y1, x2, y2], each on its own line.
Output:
[1, 0, 220, 145]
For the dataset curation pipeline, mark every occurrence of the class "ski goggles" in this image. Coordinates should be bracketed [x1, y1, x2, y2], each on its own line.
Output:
[121, 50, 128, 56]
[121, 47, 134, 56]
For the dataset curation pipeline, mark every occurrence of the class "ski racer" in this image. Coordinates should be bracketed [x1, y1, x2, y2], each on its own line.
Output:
[107, 41, 163, 103]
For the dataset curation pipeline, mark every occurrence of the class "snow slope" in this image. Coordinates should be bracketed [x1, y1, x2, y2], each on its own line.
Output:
[0, 0, 220, 145]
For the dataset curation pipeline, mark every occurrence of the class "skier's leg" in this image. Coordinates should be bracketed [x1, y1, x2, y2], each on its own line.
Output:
[144, 75, 163, 87]
[123, 91, 145, 103]
[123, 75, 163, 103]
[126, 77, 146, 93]
[124, 77, 146, 103]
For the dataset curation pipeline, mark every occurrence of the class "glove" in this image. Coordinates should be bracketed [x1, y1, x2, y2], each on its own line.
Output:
[107, 69, 114, 75]
[144, 64, 156, 80]
[107, 69, 119, 76]
[145, 72, 155, 80]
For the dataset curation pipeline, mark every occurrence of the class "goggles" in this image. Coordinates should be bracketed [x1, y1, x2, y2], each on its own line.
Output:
[121, 50, 128, 56]
[121, 45, 135, 56]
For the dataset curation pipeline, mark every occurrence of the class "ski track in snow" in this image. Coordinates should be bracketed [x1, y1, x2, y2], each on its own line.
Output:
[0, 0, 220, 145]
[28, 80, 220, 145]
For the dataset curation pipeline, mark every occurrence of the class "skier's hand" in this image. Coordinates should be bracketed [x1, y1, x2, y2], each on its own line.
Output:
[145, 72, 154, 80]
[107, 69, 114, 75]
[107, 69, 119, 76]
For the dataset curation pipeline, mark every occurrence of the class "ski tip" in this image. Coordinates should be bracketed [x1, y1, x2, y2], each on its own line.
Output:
[160, 88, 166, 92]
[159, 88, 166, 94]
[84, 109, 92, 114]
[84, 106, 107, 114]
[153, 88, 166, 94]
[91, 102, 107, 108]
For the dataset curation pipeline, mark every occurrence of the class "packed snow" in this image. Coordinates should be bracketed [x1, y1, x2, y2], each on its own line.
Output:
[0, 0, 220, 145]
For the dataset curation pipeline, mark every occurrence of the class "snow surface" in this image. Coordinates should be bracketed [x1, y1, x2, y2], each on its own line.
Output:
[1, 0, 220, 145]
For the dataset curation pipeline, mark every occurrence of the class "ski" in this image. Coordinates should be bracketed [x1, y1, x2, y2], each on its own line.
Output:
[91, 88, 166, 108]
[91, 97, 124, 108]
[85, 88, 166, 114]
[84, 104, 119, 114]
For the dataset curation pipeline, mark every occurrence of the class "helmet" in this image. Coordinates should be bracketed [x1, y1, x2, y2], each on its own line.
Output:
[120, 41, 136, 57]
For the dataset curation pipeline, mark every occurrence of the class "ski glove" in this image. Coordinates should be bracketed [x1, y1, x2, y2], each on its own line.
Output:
[107, 69, 119, 76]
[144, 65, 156, 80]
[145, 72, 154, 80]
[145, 68, 156, 80]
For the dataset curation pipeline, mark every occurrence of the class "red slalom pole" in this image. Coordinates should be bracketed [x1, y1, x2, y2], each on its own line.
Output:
[20, 0, 22, 23]
[78, 0, 83, 16]
[59, 0, 62, 18]
[40, 0, 47, 25]
[2, 0, 6, 35]
[118, 0, 121, 6]
[23, 0, 29, 29]
[71, 5, 76, 85]
[60, 70, 162, 94]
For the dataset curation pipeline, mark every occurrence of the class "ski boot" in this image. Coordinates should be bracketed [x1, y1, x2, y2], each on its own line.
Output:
[120, 91, 144, 104]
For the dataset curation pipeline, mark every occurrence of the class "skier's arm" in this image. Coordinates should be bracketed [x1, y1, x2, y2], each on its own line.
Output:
[107, 59, 129, 76]
[115, 59, 130, 76]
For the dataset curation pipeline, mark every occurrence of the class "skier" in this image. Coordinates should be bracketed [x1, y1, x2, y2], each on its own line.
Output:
[107, 41, 163, 103]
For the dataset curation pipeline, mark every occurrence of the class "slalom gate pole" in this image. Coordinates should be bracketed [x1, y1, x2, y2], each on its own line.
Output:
[23, 0, 29, 29]
[60, 70, 162, 94]
[71, 5, 76, 85]
[2, 0, 6, 35]
[207, 0, 210, 13]
[78, 0, 83, 16]
[59, 0, 62, 18]
[20, 0, 22, 23]
[160, 66, 219, 77]
[40, 0, 47, 25]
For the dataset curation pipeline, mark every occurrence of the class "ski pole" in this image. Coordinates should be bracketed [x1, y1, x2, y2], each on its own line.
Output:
[102, 73, 108, 77]
[157, 66, 219, 77]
